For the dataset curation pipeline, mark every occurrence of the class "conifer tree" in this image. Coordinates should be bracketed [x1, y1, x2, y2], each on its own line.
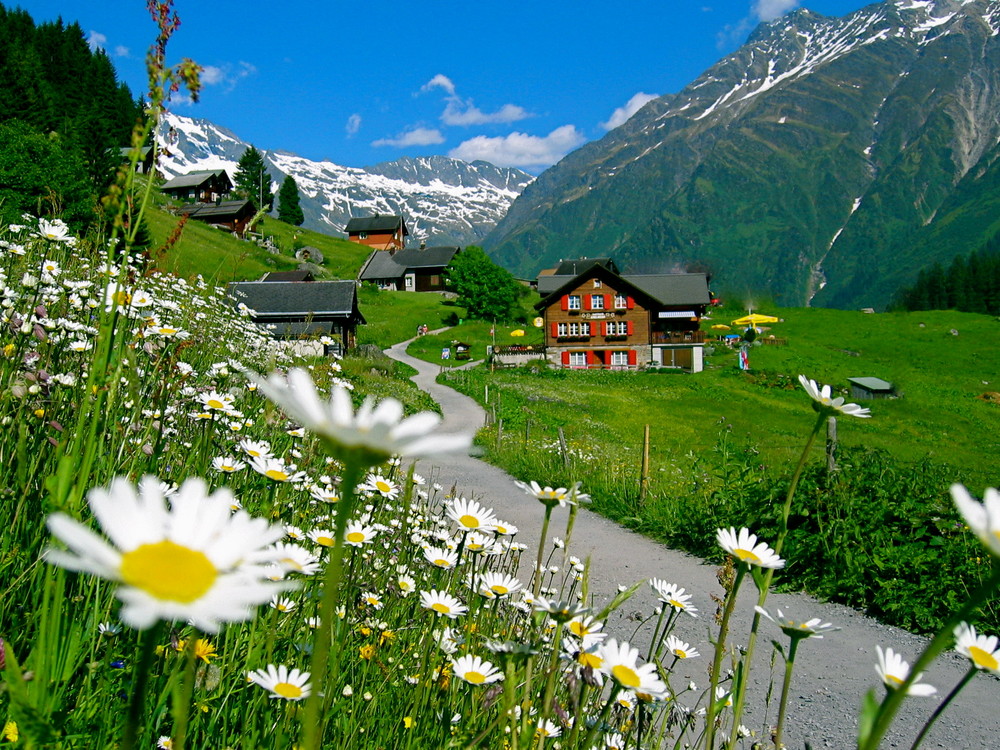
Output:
[277, 174, 304, 226]
[234, 145, 273, 212]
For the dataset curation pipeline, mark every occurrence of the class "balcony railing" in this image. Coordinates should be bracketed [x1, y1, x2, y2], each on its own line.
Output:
[651, 330, 704, 344]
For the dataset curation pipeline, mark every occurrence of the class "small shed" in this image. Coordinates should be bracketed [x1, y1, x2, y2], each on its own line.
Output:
[848, 377, 895, 400]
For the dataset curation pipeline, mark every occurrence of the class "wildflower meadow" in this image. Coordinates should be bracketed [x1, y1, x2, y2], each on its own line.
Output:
[2, 3, 1000, 749]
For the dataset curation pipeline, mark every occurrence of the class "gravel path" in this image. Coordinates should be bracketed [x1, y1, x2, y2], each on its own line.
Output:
[385, 337, 1000, 749]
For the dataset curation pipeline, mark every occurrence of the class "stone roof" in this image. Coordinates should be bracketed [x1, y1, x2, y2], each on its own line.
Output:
[227, 280, 362, 319]
[622, 274, 711, 307]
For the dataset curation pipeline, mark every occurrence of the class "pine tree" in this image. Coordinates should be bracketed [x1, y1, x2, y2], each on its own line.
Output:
[277, 175, 304, 226]
[233, 145, 273, 212]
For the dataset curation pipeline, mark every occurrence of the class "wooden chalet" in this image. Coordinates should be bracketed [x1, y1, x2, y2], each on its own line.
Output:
[179, 199, 256, 235]
[226, 279, 365, 355]
[357, 246, 460, 292]
[118, 146, 156, 175]
[161, 169, 233, 202]
[536, 258, 710, 372]
[345, 215, 408, 251]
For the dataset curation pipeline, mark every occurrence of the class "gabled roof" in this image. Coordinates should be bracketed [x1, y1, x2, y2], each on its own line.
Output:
[535, 262, 710, 311]
[358, 251, 405, 281]
[119, 146, 153, 159]
[345, 215, 409, 235]
[227, 280, 364, 321]
[392, 246, 460, 269]
[178, 199, 254, 220]
[623, 274, 711, 307]
[537, 258, 621, 295]
[161, 169, 232, 190]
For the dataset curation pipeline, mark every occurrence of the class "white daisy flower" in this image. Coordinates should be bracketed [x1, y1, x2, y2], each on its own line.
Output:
[420, 589, 467, 619]
[951, 484, 1000, 558]
[875, 646, 936, 696]
[716, 527, 785, 569]
[649, 579, 698, 617]
[248, 367, 472, 465]
[597, 638, 668, 699]
[755, 606, 839, 639]
[44, 477, 288, 631]
[798, 374, 871, 418]
[954, 622, 1000, 674]
[247, 664, 311, 700]
[452, 654, 503, 685]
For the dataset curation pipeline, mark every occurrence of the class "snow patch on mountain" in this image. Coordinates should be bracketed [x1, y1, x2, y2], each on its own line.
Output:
[156, 113, 532, 246]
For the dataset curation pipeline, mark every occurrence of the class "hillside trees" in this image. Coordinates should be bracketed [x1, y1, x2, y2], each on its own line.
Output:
[446, 246, 521, 321]
[234, 145, 273, 212]
[277, 175, 304, 226]
[895, 241, 1000, 314]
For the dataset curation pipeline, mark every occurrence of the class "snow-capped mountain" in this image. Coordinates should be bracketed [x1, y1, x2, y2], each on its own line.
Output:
[157, 113, 532, 246]
[486, 0, 1000, 309]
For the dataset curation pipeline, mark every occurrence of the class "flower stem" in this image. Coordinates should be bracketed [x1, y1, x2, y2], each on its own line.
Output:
[908, 667, 976, 750]
[705, 564, 747, 749]
[533, 504, 554, 596]
[300, 460, 362, 750]
[774, 636, 801, 750]
[122, 622, 163, 750]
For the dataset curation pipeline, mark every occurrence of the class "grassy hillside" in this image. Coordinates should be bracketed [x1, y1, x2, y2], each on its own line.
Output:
[146, 202, 369, 283]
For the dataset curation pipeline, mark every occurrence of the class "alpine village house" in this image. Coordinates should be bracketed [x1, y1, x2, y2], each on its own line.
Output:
[536, 258, 710, 372]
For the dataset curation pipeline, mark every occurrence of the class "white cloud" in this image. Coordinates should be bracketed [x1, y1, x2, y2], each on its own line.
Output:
[113, 45, 130, 58]
[199, 62, 257, 91]
[442, 100, 531, 126]
[87, 31, 106, 51]
[345, 113, 362, 137]
[601, 92, 660, 130]
[448, 125, 586, 169]
[421, 74, 456, 96]
[753, 0, 800, 22]
[372, 127, 445, 148]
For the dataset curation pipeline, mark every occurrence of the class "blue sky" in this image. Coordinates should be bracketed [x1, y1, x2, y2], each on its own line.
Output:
[19, 0, 870, 172]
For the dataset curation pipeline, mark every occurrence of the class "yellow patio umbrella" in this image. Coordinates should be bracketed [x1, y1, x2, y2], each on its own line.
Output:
[711, 324, 731, 330]
[509, 329, 526, 337]
[732, 313, 779, 327]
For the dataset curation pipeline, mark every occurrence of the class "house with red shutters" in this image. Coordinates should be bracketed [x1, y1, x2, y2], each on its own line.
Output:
[535, 258, 710, 372]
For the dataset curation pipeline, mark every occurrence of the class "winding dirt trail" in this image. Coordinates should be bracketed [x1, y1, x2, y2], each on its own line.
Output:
[385, 337, 999, 749]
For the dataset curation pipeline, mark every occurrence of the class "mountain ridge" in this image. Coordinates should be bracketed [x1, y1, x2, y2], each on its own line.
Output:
[484, 0, 1000, 309]
[157, 113, 533, 247]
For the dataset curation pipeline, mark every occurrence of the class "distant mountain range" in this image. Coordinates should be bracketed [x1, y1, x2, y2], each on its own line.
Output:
[484, 0, 1000, 309]
[156, 113, 533, 247]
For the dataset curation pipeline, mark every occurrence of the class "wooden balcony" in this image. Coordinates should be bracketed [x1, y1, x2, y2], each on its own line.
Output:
[651, 330, 704, 344]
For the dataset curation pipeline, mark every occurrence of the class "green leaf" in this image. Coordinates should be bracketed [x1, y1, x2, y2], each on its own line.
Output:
[857, 687, 881, 748]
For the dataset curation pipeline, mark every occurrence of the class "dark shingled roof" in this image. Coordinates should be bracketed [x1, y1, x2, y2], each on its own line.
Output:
[358, 251, 405, 281]
[392, 246, 460, 269]
[623, 274, 711, 307]
[227, 280, 361, 318]
[552, 258, 618, 276]
[161, 169, 231, 190]
[261, 271, 314, 282]
[345, 215, 408, 235]
[178, 199, 254, 220]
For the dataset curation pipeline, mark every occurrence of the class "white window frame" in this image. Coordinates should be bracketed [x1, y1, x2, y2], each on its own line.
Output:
[590, 294, 605, 310]
[614, 294, 628, 309]
[610, 351, 629, 369]
[568, 352, 587, 368]
[567, 295, 581, 310]
[557, 322, 568, 337]
[568, 322, 580, 336]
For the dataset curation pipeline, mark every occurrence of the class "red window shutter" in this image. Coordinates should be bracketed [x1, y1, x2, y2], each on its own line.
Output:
[561, 351, 570, 366]
[627, 296, 635, 309]
[604, 294, 612, 310]
[628, 349, 638, 366]
[583, 295, 592, 311]
[602, 321, 609, 336]
[587, 351, 598, 366]
[561, 295, 569, 311]
[627, 320, 634, 336]
[551, 322, 559, 338]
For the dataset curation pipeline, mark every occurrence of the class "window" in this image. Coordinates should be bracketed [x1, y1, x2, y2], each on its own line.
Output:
[568, 352, 587, 368]
[567, 295, 581, 310]
[614, 294, 628, 309]
[590, 294, 605, 310]
[607, 321, 628, 336]
[610, 351, 629, 369]
[557, 322, 568, 337]
[567, 322, 591, 337]
[593, 279, 602, 288]
[359, 232, 368, 239]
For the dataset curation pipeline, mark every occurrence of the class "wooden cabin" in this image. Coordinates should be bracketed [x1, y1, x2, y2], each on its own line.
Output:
[345, 215, 408, 251]
[161, 169, 233, 202]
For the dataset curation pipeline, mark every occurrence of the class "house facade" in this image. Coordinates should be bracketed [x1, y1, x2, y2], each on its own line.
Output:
[345, 215, 408, 251]
[357, 246, 460, 292]
[178, 199, 256, 235]
[536, 260, 709, 372]
[161, 169, 233, 202]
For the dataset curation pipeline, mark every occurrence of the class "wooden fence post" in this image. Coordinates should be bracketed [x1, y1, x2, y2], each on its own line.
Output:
[639, 424, 651, 501]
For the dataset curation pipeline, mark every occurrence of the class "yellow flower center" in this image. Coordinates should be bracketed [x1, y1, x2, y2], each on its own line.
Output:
[969, 645, 999, 671]
[463, 670, 486, 684]
[611, 664, 641, 688]
[315, 535, 334, 547]
[569, 621, 588, 637]
[668, 598, 685, 609]
[459, 514, 480, 528]
[885, 673, 904, 686]
[159, 328, 177, 335]
[119, 540, 216, 602]
[431, 602, 451, 614]
[491, 585, 509, 596]
[433, 558, 450, 567]
[495, 525, 508, 534]
[346, 531, 365, 543]
[273, 682, 303, 699]
[733, 547, 760, 563]
[113, 290, 131, 306]
[376, 480, 392, 493]
[265, 469, 289, 481]
[579, 652, 602, 669]
[673, 648, 688, 658]
[246, 449, 261, 457]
